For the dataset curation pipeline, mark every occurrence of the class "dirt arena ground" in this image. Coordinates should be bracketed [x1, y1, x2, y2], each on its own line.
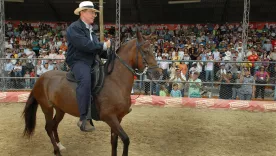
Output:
[1, 103, 276, 156]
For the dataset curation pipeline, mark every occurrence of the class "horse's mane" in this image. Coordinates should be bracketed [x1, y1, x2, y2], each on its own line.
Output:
[105, 38, 136, 75]
[116, 38, 137, 54]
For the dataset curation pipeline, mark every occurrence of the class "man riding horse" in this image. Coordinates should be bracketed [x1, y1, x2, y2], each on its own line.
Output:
[66, 1, 112, 132]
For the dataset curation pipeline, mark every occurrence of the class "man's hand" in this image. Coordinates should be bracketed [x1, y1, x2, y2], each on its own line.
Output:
[105, 40, 111, 48]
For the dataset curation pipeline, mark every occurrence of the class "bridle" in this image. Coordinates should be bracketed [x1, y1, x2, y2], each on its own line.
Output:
[115, 39, 159, 76]
[105, 38, 160, 99]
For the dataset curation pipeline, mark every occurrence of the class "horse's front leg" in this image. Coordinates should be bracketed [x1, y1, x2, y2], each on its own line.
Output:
[111, 129, 119, 156]
[106, 116, 129, 156]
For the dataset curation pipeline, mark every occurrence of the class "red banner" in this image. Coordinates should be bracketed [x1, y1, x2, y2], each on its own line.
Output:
[1, 92, 276, 113]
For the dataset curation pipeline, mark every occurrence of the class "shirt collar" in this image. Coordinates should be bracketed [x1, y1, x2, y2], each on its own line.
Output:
[81, 19, 93, 32]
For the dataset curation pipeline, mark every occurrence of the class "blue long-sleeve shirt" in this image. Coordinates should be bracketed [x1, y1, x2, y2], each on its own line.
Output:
[170, 90, 182, 97]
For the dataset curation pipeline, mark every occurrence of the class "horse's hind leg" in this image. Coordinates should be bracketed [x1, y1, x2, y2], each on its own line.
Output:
[53, 108, 66, 151]
[42, 106, 61, 156]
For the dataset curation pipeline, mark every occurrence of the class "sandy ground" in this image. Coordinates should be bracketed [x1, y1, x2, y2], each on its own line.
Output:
[1, 103, 276, 156]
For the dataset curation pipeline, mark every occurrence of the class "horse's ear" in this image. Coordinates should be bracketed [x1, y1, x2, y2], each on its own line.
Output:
[136, 27, 143, 42]
[143, 33, 152, 40]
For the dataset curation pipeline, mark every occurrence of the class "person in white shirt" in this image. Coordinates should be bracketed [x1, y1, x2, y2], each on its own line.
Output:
[262, 39, 273, 52]
[4, 60, 14, 77]
[178, 47, 185, 60]
[41, 63, 51, 74]
[161, 49, 169, 58]
[13, 63, 22, 77]
[48, 41, 56, 51]
[216, 63, 227, 79]
[205, 55, 214, 81]
[182, 50, 191, 65]
[54, 37, 63, 50]
[48, 49, 57, 59]
[235, 41, 243, 51]
[47, 60, 55, 70]
[246, 47, 254, 57]
[168, 63, 177, 79]
[189, 62, 198, 73]
[24, 47, 35, 59]
[159, 56, 170, 77]
[156, 52, 162, 60]
[5, 41, 13, 49]
[36, 60, 44, 77]
[212, 49, 221, 61]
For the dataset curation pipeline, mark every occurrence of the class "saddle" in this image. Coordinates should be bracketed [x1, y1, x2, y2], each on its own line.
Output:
[66, 60, 105, 95]
[65, 55, 106, 121]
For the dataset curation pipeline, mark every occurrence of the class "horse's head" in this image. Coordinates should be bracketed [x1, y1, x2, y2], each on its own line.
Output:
[133, 30, 162, 80]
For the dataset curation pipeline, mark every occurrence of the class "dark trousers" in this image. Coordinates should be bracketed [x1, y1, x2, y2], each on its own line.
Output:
[71, 62, 92, 121]
[255, 85, 265, 99]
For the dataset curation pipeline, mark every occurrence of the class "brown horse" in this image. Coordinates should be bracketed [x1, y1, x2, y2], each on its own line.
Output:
[22, 30, 162, 156]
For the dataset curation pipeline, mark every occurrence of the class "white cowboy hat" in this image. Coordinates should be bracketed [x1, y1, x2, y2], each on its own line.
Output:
[225, 51, 231, 56]
[74, 1, 100, 15]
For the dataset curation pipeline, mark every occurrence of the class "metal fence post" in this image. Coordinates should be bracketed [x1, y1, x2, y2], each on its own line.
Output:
[150, 80, 152, 96]
[210, 60, 215, 98]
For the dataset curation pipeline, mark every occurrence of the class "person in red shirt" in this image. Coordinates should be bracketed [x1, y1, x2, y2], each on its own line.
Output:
[271, 39, 276, 49]
[248, 50, 259, 75]
[30, 68, 36, 88]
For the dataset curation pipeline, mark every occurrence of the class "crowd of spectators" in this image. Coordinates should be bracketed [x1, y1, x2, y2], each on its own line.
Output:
[3, 21, 276, 100]
[121, 23, 276, 100]
[4, 21, 68, 88]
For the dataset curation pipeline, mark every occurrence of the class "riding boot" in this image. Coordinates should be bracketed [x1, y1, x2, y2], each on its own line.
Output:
[77, 119, 95, 132]
[86, 95, 95, 127]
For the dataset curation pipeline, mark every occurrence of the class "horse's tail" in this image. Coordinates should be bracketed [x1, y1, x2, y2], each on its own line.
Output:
[22, 91, 38, 138]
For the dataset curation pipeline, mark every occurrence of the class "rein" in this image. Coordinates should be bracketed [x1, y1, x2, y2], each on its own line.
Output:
[104, 40, 116, 75]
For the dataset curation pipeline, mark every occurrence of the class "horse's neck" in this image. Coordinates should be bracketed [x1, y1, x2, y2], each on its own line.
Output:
[110, 48, 135, 95]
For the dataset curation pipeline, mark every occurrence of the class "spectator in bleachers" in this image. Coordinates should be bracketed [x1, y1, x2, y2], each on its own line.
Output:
[169, 68, 186, 97]
[47, 60, 55, 70]
[170, 83, 182, 97]
[41, 63, 50, 74]
[263, 39, 273, 53]
[187, 72, 202, 98]
[239, 68, 255, 100]
[219, 72, 234, 99]
[216, 63, 227, 80]
[232, 71, 241, 99]
[270, 47, 276, 75]
[13, 62, 22, 77]
[172, 50, 181, 66]
[48, 49, 57, 59]
[168, 62, 177, 78]
[248, 49, 259, 73]
[4, 59, 14, 77]
[24, 70, 31, 89]
[36, 60, 43, 77]
[30, 69, 35, 88]
[159, 85, 169, 97]
[178, 61, 188, 77]
[205, 55, 214, 81]
[254, 66, 270, 100]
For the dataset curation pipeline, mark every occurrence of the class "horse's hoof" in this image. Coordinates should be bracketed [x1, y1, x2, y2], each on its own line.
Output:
[128, 108, 132, 113]
[57, 142, 66, 151]
[54, 151, 62, 156]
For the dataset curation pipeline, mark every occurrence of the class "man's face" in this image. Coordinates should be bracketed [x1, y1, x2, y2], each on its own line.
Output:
[80, 9, 97, 24]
